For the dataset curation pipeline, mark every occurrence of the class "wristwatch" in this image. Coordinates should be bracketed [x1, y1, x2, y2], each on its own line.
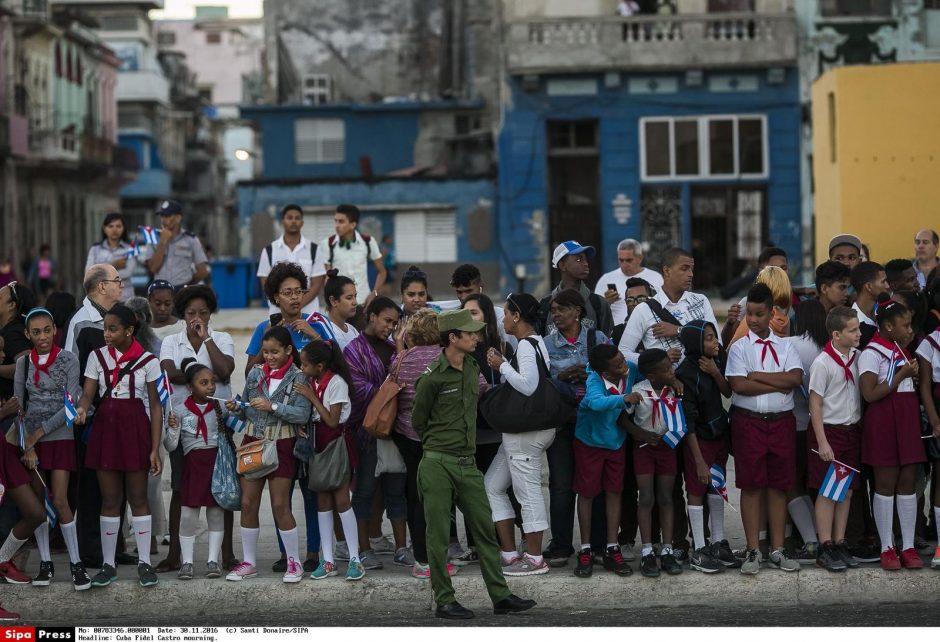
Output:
[271, 402, 280, 413]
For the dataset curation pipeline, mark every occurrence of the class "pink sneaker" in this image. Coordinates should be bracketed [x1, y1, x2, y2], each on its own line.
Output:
[282, 558, 304, 583]
[0, 602, 20, 622]
[412, 563, 459, 579]
[225, 561, 258, 581]
[501, 554, 521, 568]
[0, 561, 30, 585]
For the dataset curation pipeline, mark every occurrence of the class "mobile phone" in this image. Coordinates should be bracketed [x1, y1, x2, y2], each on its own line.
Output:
[607, 283, 617, 292]
[269, 313, 283, 326]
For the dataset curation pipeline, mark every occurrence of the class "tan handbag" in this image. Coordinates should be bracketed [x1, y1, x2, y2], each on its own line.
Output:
[362, 350, 407, 440]
[235, 439, 278, 479]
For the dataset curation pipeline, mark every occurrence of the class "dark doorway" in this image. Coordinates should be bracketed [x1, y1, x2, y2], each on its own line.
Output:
[546, 120, 602, 288]
[690, 185, 767, 290]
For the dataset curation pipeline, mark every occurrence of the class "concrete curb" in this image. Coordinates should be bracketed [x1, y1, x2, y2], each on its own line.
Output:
[15, 565, 939, 625]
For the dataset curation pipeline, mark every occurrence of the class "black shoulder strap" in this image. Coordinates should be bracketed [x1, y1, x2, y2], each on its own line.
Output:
[537, 296, 552, 336]
[522, 337, 550, 378]
[588, 328, 597, 350]
[362, 233, 372, 261]
[264, 243, 273, 266]
[588, 293, 604, 324]
[309, 241, 317, 265]
[645, 299, 682, 327]
[328, 234, 337, 265]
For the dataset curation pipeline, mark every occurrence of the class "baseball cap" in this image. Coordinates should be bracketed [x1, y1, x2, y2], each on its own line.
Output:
[438, 309, 486, 334]
[828, 233, 862, 254]
[157, 199, 182, 216]
[551, 240, 596, 268]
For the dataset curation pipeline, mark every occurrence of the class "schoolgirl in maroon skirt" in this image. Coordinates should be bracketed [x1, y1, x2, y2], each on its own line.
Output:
[165, 358, 229, 580]
[73, 304, 163, 588]
[914, 326, 940, 568]
[858, 295, 925, 570]
[14, 308, 89, 589]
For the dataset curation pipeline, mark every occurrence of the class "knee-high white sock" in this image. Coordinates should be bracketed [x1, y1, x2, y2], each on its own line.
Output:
[34, 521, 51, 562]
[207, 530, 223, 564]
[800, 494, 815, 518]
[100, 516, 121, 567]
[707, 493, 726, 543]
[688, 505, 706, 551]
[897, 494, 916, 551]
[338, 508, 359, 562]
[61, 520, 81, 564]
[241, 527, 259, 566]
[873, 493, 895, 552]
[132, 515, 153, 566]
[318, 512, 335, 564]
[788, 496, 818, 544]
[934, 506, 940, 541]
[0, 533, 27, 563]
[179, 535, 195, 565]
[206, 508, 224, 564]
[278, 527, 300, 566]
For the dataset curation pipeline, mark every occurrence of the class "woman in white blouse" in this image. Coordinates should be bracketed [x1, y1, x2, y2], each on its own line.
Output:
[484, 292, 555, 578]
[84, 213, 137, 302]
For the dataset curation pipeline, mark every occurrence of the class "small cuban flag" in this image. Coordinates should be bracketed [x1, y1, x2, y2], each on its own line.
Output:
[659, 396, 687, 449]
[16, 412, 26, 450]
[125, 241, 142, 258]
[43, 486, 58, 529]
[156, 370, 173, 408]
[819, 462, 854, 503]
[64, 390, 78, 429]
[885, 351, 907, 384]
[710, 464, 730, 502]
[139, 225, 160, 245]
[225, 413, 247, 433]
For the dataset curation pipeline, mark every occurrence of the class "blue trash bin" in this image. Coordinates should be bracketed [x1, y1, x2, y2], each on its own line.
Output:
[209, 258, 254, 309]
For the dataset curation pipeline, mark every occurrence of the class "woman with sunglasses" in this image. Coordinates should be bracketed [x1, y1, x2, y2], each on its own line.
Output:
[0, 282, 36, 403]
[484, 292, 556, 577]
[85, 213, 137, 302]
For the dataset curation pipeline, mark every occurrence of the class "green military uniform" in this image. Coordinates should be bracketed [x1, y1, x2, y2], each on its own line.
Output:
[412, 314, 511, 608]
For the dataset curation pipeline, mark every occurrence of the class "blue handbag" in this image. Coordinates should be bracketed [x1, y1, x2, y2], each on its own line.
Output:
[211, 433, 241, 511]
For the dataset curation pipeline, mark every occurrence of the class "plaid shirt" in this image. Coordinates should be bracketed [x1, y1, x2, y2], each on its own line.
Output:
[617, 290, 719, 365]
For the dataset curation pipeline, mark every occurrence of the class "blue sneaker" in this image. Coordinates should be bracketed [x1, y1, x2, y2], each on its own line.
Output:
[310, 560, 337, 580]
[346, 560, 365, 582]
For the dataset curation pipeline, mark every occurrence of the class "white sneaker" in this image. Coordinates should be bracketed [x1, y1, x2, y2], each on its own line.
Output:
[334, 541, 350, 562]
[370, 535, 396, 555]
[447, 542, 465, 561]
[282, 558, 304, 583]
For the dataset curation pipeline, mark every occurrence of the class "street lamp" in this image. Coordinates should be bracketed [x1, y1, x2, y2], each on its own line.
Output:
[233, 148, 254, 161]
[514, 263, 527, 294]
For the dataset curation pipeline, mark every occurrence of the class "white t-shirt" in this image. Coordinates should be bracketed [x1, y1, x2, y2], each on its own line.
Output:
[915, 331, 940, 382]
[268, 377, 285, 396]
[323, 231, 382, 305]
[726, 330, 802, 413]
[808, 346, 862, 426]
[256, 235, 327, 315]
[85, 346, 161, 401]
[159, 329, 235, 404]
[311, 375, 352, 425]
[316, 315, 360, 350]
[858, 342, 915, 393]
[594, 267, 664, 326]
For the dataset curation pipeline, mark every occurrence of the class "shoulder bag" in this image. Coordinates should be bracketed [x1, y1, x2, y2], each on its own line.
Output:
[212, 429, 242, 511]
[479, 338, 575, 433]
[307, 424, 350, 492]
[235, 386, 293, 479]
[362, 349, 408, 439]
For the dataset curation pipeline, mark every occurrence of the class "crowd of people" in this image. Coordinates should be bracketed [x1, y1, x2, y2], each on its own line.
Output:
[0, 199, 938, 622]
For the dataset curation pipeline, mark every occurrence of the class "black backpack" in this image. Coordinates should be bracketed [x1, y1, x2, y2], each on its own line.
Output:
[264, 241, 318, 268]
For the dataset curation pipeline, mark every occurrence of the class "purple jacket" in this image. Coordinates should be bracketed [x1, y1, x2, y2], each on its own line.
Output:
[343, 333, 393, 432]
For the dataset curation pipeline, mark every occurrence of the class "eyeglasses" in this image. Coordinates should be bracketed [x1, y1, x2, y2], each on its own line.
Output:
[626, 295, 650, 305]
[278, 288, 307, 299]
[102, 277, 124, 285]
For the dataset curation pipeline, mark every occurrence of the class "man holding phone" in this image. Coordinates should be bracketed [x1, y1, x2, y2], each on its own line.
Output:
[595, 239, 663, 325]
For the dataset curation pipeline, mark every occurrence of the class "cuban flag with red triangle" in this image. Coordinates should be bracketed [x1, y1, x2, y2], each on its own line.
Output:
[819, 462, 854, 503]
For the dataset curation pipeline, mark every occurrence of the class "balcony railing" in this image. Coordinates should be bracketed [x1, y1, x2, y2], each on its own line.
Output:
[506, 13, 798, 74]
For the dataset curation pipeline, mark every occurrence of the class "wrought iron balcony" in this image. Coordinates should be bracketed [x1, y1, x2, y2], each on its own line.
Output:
[505, 13, 798, 75]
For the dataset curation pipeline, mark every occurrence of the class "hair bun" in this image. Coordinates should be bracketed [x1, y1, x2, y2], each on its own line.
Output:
[326, 268, 339, 279]
[180, 357, 198, 372]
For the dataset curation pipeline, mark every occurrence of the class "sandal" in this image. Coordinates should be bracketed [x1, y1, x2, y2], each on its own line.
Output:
[153, 558, 181, 573]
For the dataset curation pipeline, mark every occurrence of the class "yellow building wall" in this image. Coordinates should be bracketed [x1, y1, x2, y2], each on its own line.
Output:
[812, 62, 940, 266]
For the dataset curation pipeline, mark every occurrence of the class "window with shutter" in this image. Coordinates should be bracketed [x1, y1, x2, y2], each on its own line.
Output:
[295, 118, 345, 164]
[394, 211, 457, 263]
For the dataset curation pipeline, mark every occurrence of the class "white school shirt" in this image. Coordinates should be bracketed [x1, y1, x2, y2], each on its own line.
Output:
[256, 235, 327, 315]
[726, 330, 802, 413]
[851, 302, 877, 328]
[859, 342, 915, 393]
[311, 376, 352, 425]
[915, 331, 940, 382]
[85, 346, 161, 401]
[630, 379, 677, 437]
[808, 347, 862, 426]
[159, 329, 235, 404]
[618, 289, 720, 365]
[323, 231, 383, 305]
[594, 267, 664, 326]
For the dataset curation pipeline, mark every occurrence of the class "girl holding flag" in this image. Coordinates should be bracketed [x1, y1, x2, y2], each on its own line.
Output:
[914, 317, 940, 568]
[13, 308, 89, 589]
[858, 294, 926, 570]
[72, 303, 164, 588]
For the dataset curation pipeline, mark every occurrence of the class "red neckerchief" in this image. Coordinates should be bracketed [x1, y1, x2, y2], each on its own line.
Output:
[646, 387, 678, 428]
[754, 336, 780, 367]
[868, 331, 912, 361]
[315, 371, 335, 401]
[258, 359, 293, 394]
[605, 377, 625, 395]
[184, 397, 213, 444]
[107, 340, 144, 388]
[30, 345, 61, 385]
[824, 340, 856, 383]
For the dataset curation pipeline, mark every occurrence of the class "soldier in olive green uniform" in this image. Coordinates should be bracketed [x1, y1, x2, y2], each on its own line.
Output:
[412, 309, 535, 620]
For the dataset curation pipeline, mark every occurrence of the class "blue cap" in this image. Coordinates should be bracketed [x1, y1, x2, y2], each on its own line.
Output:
[552, 240, 596, 268]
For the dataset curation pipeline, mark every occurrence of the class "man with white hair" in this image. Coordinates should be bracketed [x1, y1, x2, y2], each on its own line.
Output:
[595, 239, 664, 325]
[65, 264, 124, 364]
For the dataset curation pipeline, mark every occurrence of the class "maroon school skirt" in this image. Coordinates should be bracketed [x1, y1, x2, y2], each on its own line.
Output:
[181, 447, 218, 508]
[0, 438, 30, 489]
[862, 391, 925, 467]
[85, 397, 152, 472]
[36, 440, 77, 473]
[241, 435, 297, 480]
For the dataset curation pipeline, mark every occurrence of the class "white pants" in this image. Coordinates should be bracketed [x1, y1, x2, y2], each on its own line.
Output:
[484, 428, 555, 534]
